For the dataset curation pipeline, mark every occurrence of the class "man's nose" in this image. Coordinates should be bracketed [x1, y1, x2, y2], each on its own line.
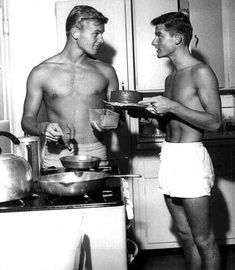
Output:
[152, 38, 157, 46]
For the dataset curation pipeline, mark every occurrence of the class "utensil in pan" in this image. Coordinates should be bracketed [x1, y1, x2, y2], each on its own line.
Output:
[36, 171, 141, 196]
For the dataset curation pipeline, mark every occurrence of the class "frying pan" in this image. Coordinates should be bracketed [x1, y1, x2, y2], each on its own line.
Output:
[36, 171, 141, 196]
[60, 155, 102, 170]
[59, 155, 128, 170]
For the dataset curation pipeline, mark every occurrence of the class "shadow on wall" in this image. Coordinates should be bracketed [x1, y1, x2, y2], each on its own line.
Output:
[191, 49, 209, 65]
[104, 112, 132, 174]
[95, 42, 117, 65]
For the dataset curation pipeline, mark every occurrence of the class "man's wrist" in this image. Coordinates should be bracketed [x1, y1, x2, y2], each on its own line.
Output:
[170, 101, 180, 114]
[39, 122, 50, 136]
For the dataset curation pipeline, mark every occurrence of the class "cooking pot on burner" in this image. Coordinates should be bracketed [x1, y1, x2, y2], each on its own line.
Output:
[36, 171, 141, 196]
[0, 131, 33, 202]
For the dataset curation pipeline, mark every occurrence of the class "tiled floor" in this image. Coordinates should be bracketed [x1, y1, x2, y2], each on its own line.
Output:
[129, 245, 235, 270]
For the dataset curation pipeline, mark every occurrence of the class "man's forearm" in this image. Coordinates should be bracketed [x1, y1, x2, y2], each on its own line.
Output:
[170, 102, 221, 131]
[21, 117, 49, 136]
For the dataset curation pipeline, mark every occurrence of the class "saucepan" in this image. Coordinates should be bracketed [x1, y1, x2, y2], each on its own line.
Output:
[36, 171, 141, 196]
[60, 155, 128, 170]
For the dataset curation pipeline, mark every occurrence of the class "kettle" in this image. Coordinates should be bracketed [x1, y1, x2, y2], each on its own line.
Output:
[0, 131, 33, 202]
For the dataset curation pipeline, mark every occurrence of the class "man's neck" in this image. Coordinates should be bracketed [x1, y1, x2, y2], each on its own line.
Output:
[61, 42, 88, 65]
[169, 47, 194, 71]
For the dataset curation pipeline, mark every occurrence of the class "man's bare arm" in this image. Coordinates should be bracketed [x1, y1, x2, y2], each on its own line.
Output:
[21, 68, 64, 141]
[106, 65, 119, 101]
[21, 68, 49, 136]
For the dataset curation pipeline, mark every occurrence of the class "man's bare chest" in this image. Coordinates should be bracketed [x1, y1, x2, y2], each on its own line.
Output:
[165, 72, 197, 103]
[43, 67, 108, 98]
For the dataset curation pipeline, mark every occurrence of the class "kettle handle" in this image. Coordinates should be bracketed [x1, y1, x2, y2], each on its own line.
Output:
[0, 131, 20, 145]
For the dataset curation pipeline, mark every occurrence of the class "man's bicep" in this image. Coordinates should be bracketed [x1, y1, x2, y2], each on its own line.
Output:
[107, 67, 119, 101]
[196, 68, 221, 114]
[23, 73, 44, 119]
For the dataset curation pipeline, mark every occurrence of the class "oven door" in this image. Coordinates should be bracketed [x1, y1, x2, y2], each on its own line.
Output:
[0, 206, 127, 270]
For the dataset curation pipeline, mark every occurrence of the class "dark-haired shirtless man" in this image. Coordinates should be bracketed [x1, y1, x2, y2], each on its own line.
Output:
[131, 11, 221, 270]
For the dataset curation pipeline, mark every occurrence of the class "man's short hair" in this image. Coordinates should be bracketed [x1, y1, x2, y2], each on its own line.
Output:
[151, 11, 193, 46]
[66, 5, 108, 36]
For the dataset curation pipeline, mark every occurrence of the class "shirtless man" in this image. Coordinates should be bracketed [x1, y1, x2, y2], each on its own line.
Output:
[131, 12, 221, 270]
[21, 5, 119, 168]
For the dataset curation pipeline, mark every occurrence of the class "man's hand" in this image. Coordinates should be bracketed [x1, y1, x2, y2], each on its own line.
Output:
[139, 96, 176, 115]
[41, 122, 64, 142]
[90, 121, 103, 132]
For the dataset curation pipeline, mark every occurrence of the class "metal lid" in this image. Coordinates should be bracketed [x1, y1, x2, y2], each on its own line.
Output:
[18, 136, 40, 143]
[0, 153, 18, 161]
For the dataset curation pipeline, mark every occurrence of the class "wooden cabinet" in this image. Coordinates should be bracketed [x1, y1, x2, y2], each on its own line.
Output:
[185, 0, 235, 89]
[206, 141, 235, 243]
[132, 143, 180, 249]
[132, 140, 235, 249]
[222, 0, 235, 88]
[132, 0, 178, 91]
[188, 0, 225, 88]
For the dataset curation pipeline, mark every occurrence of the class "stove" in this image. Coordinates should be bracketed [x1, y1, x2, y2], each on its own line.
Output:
[0, 177, 124, 213]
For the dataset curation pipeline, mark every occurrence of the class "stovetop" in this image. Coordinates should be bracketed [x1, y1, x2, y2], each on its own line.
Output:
[0, 177, 124, 213]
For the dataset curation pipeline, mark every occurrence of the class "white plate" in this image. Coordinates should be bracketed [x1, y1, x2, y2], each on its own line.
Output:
[103, 101, 147, 110]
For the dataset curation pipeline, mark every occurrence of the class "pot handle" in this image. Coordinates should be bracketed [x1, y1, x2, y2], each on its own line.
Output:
[26, 144, 33, 168]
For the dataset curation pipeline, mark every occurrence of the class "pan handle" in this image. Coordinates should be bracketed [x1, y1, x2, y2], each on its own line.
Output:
[110, 174, 142, 178]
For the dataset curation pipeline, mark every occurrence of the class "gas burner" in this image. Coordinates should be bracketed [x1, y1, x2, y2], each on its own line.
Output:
[48, 194, 94, 205]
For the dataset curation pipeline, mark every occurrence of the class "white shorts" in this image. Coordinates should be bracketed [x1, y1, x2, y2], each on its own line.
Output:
[158, 141, 214, 198]
[43, 141, 107, 168]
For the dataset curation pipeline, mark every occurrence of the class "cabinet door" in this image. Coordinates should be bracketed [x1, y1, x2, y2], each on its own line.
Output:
[223, 0, 235, 87]
[133, 149, 180, 249]
[206, 142, 235, 243]
[189, 0, 225, 88]
[132, 0, 178, 91]
[55, 0, 129, 90]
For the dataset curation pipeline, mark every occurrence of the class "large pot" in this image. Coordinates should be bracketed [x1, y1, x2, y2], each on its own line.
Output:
[13, 136, 42, 179]
[36, 171, 141, 196]
[0, 132, 33, 202]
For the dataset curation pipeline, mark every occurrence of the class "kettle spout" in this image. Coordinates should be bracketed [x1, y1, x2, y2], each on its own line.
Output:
[0, 131, 20, 145]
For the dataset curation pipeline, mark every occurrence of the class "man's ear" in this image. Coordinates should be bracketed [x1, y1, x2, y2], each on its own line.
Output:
[71, 27, 79, 40]
[175, 34, 183, 45]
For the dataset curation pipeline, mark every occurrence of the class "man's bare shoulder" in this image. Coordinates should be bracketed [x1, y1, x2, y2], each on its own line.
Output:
[191, 62, 218, 85]
[28, 57, 62, 84]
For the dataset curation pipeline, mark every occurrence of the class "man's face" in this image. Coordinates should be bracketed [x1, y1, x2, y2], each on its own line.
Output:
[76, 20, 105, 55]
[151, 24, 176, 58]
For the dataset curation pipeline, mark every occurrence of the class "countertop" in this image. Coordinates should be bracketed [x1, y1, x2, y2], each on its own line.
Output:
[137, 131, 235, 143]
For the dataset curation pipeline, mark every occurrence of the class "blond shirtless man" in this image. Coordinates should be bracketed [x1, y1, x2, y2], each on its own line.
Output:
[21, 5, 119, 168]
[131, 12, 221, 270]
